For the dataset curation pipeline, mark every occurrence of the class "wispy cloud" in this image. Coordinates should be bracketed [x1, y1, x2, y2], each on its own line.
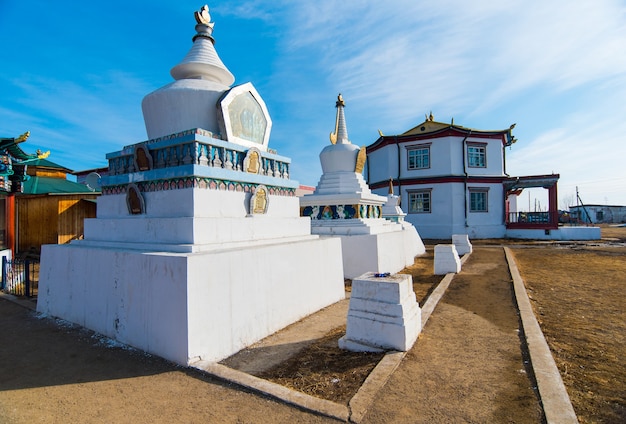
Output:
[4, 71, 150, 169]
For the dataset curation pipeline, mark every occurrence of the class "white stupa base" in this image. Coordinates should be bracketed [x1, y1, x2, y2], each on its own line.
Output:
[452, 234, 473, 255]
[339, 272, 421, 352]
[434, 244, 462, 275]
[310, 219, 424, 279]
[37, 236, 345, 365]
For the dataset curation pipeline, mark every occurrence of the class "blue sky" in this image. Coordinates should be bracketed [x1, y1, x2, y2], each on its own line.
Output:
[1, 0, 625, 208]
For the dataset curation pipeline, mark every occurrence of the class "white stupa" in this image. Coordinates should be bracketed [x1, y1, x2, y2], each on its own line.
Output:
[37, 5, 345, 366]
[300, 95, 425, 278]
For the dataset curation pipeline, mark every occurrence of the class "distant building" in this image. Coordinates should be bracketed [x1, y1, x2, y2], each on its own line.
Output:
[16, 157, 98, 253]
[295, 184, 315, 197]
[74, 166, 108, 191]
[569, 204, 626, 224]
[366, 114, 562, 239]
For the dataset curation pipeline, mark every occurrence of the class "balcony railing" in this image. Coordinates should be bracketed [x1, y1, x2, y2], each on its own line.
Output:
[506, 211, 558, 229]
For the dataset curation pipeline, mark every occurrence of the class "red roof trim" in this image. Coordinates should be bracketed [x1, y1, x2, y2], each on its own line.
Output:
[370, 175, 506, 190]
[367, 128, 507, 153]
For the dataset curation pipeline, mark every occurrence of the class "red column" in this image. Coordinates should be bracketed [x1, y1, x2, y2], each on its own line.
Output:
[548, 183, 558, 229]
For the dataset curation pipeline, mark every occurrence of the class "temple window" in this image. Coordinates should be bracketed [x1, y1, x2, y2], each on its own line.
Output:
[467, 143, 486, 168]
[408, 190, 431, 213]
[407, 145, 430, 170]
[469, 188, 489, 212]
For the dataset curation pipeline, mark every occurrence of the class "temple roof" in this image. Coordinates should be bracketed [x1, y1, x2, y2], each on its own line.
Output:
[0, 132, 50, 161]
[21, 176, 94, 195]
[20, 157, 73, 174]
[402, 113, 515, 137]
[368, 113, 517, 152]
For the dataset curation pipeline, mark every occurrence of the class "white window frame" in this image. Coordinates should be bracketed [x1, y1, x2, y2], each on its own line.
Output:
[408, 190, 431, 213]
[407, 144, 431, 170]
[467, 143, 487, 168]
[469, 188, 489, 212]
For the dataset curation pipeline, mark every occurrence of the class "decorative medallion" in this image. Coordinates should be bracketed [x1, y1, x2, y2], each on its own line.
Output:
[250, 184, 269, 215]
[218, 82, 272, 151]
[243, 147, 262, 174]
[126, 183, 145, 215]
[134, 144, 153, 172]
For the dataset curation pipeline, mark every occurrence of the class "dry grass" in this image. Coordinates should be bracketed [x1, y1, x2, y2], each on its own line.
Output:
[511, 231, 626, 423]
[259, 250, 440, 404]
[257, 326, 385, 404]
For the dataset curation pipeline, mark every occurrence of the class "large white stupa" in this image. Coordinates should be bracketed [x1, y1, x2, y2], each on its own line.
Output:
[300, 95, 425, 278]
[37, 5, 345, 366]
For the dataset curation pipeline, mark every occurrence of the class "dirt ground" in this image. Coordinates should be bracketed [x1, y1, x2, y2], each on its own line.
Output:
[0, 226, 624, 423]
[510, 243, 626, 422]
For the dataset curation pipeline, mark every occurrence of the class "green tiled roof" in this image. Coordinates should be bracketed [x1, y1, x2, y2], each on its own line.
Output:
[20, 158, 73, 173]
[22, 176, 94, 195]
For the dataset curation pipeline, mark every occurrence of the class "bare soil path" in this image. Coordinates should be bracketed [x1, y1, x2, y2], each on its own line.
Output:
[0, 245, 547, 423]
[361, 247, 543, 423]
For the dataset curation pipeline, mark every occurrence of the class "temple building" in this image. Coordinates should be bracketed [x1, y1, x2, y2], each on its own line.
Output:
[366, 114, 598, 240]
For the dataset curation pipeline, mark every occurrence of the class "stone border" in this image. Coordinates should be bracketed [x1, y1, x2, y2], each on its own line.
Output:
[504, 247, 578, 424]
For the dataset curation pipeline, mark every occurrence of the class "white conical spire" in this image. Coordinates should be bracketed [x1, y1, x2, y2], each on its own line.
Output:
[332, 94, 351, 144]
[170, 5, 235, 86]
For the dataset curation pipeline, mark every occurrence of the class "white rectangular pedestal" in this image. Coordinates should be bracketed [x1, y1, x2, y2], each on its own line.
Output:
[37, 236, 345, 365]
[339, 273, 421, 352]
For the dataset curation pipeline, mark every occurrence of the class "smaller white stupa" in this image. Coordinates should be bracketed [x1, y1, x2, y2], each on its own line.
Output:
[300, 95, 425, 278]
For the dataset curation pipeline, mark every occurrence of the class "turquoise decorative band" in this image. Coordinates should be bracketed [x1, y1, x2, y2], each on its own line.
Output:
[102, 177, 296, 197]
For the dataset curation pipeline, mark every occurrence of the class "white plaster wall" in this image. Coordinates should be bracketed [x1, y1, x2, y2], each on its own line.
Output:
[338, 231, 411, 279]
[373, 183, 507, 239]
[367, 146, 398, 184]
[506, 226, 601, 240]
[37, 237, 345, 365]
[465, 136, 505, 176]
[97, 190, 300, 219]
[83, 216, 311, 245]
[186, 237, 345, 362]
[37, 245, 190, 364]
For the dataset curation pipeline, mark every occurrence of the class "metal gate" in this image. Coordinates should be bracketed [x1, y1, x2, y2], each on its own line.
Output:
[1, 257, 39, 297]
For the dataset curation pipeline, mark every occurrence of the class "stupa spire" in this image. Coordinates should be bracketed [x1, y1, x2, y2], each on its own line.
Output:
[330, 94, 350, 145]
[170, 4, 235, 86]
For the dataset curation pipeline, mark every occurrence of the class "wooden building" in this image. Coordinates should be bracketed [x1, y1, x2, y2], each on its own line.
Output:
[16, 158, 98, 254]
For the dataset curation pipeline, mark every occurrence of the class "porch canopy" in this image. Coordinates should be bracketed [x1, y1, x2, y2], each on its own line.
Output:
[504, 174, 559, 229]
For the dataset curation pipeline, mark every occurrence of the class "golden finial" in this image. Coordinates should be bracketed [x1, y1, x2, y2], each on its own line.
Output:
[194, 5, 211, 24]
[37, 150, 50, 159]
[16, 131, 30, 143]
[378, 129, 384, 137]
[336, 93, 345, 107]
[388, 178, 394, 195]
[428, 111, 434, 121]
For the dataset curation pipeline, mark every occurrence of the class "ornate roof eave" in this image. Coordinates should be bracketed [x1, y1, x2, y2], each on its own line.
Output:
[0, 132, 51, 161]
[402, 119, 513, 137]
[368, 120, 516, 153]
[503, 174, 560, 190]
